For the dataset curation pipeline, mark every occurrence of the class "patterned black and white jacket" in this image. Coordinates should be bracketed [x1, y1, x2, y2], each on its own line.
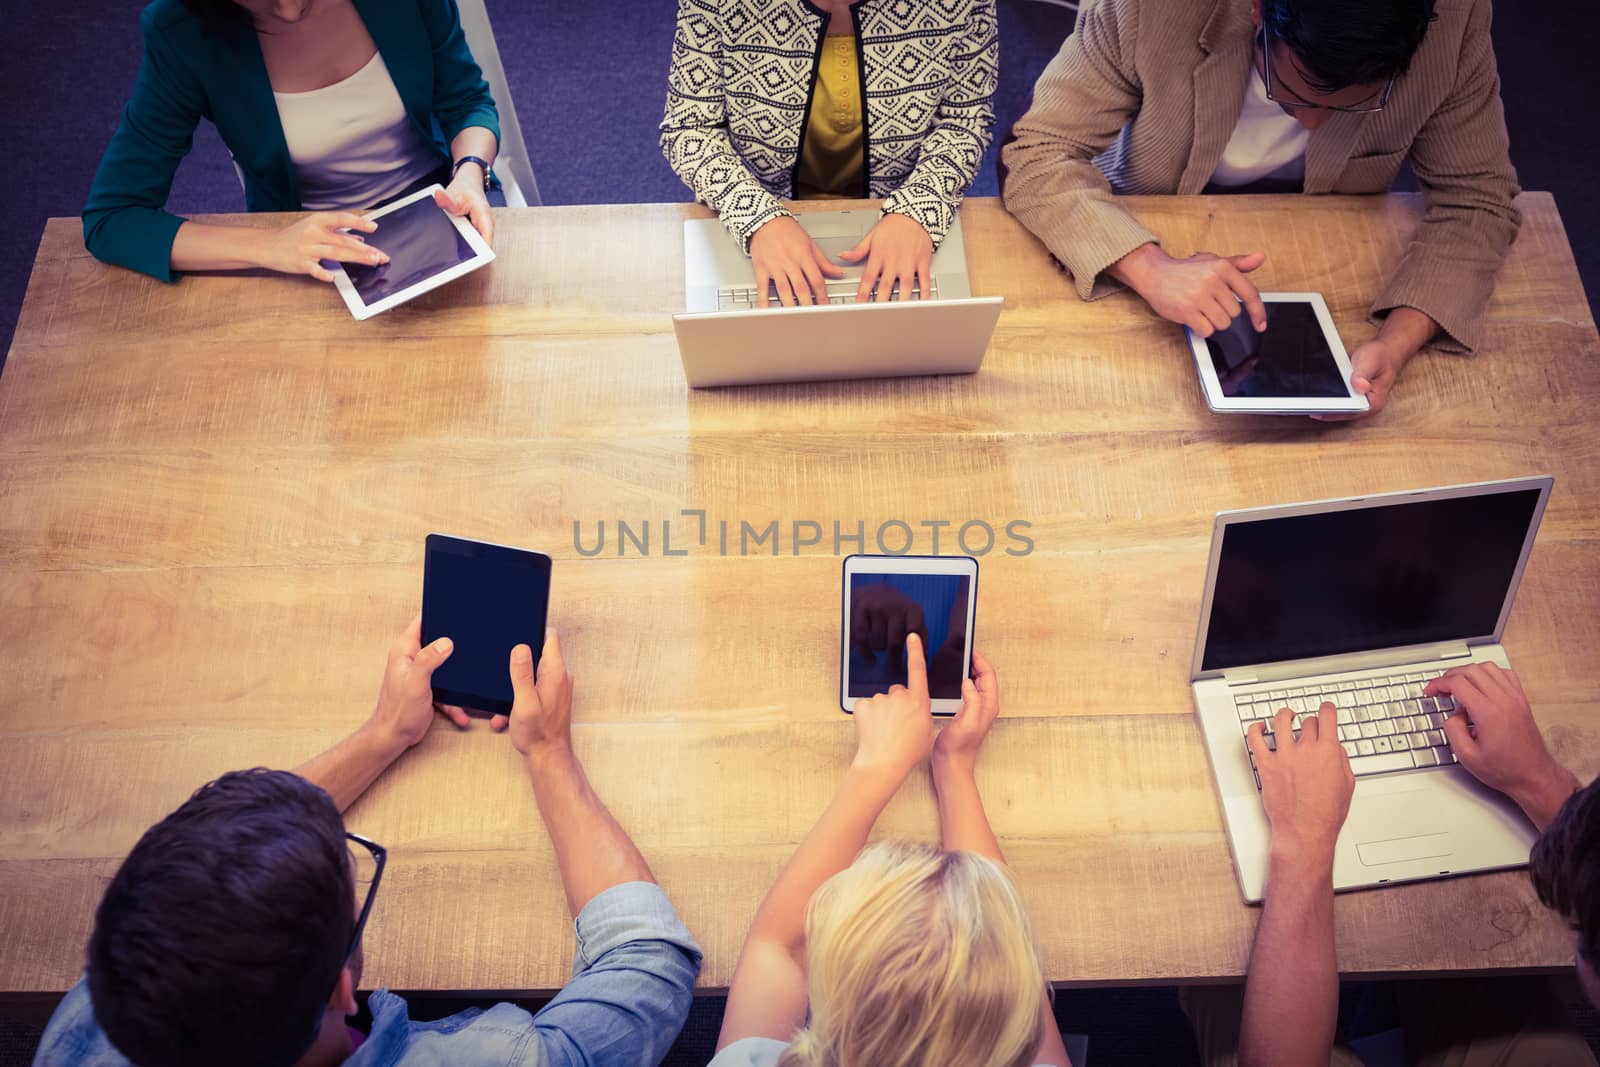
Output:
[661, 0, 999, 252]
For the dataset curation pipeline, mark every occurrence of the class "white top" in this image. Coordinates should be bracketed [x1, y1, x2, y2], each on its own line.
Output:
[272, 51, 442, 211]
[1209, 69, 1309, 188]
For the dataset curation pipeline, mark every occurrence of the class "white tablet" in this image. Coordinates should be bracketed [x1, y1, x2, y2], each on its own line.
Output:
[1185, 292, 1369, 415]
[840, 554, 977, 716]
[330, 184, 494, 320]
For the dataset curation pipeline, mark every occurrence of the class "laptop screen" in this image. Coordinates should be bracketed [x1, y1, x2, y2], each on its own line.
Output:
[1199, 486, 1545, 672]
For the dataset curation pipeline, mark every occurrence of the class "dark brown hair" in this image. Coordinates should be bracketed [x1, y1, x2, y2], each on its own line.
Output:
[1261, 0, 1436, 93]
[87, 769, 355, 1067]
[1530, 778, 1600, 970]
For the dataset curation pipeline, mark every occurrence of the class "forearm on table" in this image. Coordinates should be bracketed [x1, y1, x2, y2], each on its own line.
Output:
[932, 756, 1003, 862]
[1374, 305, 1439, 360]
[525, 742, 656, 917]
[659, 90, 785, 249]
[882, 122, 987, 235]
[747, 763, 904, 954]
[999, 0, 1153, 300]
[1510, 767, 1584, 832]
[1239, 846, 1339, 1067]
[1105, 240, 1161, 290]
[168, 220, 274, 273]
[293, 718, 409, 814]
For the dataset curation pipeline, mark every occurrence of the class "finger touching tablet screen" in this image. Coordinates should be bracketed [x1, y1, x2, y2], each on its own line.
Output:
[840, 554, 978, 715]
[331, 185, 494, 320]
[1186, 293, 1369, 415]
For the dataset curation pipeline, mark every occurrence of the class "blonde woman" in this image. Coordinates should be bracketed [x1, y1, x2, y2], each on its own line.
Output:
[661, 0, 998, 308]
[712, 634, 1074, 1067]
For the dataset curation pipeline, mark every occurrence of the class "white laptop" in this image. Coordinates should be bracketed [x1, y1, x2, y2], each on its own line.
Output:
[674, 209, 1003, 388]
[1190, 476, 1553, 902]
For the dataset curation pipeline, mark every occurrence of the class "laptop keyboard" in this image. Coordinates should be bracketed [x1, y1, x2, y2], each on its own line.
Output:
[1234, 669, 1460, 786]
[716, 278, 940, 310]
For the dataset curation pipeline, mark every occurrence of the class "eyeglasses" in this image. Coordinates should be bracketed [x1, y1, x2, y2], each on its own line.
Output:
[294, 832, 386, 1062]
[346, 832, 387, 960]
[1257, 26, 1394, 114]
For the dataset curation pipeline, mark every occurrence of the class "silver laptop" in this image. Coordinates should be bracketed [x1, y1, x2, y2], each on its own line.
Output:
[674, 209, 1003, 388]
[1190, 476, 1553, 902]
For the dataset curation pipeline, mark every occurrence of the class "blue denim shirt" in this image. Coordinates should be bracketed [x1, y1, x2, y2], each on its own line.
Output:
[708, 1037, 1055, 1066]
[33, 882, 701, 1067]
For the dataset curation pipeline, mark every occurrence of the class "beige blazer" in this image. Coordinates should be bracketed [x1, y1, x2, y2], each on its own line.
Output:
[1000, 0, 1520, 353]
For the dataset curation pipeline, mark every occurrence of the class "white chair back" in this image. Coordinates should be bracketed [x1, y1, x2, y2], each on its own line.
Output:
[453, 0, 542, 207]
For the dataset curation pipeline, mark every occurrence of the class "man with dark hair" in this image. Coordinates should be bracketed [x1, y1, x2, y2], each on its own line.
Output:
[1532, 774, 1600, 1010]
[1200, 662, 1597, 1065]
[32, 619, 701, 1067]
[1002, 0, 1521, 417]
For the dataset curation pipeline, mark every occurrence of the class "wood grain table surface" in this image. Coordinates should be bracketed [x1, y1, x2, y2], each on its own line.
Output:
[1, 194, 1596, 994]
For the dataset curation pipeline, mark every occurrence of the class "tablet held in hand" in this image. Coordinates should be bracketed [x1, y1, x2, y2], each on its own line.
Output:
[840, 553, 978, 716]
[331, 185, 495, 320]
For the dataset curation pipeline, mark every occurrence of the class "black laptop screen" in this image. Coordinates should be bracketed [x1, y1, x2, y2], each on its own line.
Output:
[1199, 488, 1544, 672]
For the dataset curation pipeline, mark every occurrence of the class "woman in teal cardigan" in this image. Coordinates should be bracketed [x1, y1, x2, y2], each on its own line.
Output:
[85, 0, 500, 283]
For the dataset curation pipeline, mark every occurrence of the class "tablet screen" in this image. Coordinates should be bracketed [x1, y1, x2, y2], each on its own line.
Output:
[1204, 301, 1350, 399]
[846, 572, 970, 699]
[343, 197, 477, 306]
[423, 541, 550, 714]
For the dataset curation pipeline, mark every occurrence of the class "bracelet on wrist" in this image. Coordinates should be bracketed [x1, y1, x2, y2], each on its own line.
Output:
[451, 155, 492, 191]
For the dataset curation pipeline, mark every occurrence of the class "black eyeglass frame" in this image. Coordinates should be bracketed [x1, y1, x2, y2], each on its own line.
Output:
[345, 831, 387, 961]
[293, 832, 387, 1063]
[1257, 26, 1395, 114]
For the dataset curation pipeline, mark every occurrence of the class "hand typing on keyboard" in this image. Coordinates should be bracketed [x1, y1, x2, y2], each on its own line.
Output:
[838, 213, 934, 304]
[1426, 663, 1582, 832]
[1246, 704, 1355, 863]
[1239, 670, 1461, 779]
[749, 216, 847, 307]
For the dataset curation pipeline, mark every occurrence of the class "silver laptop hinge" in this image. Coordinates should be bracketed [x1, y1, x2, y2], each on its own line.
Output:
[1221, 643, 1475, 687]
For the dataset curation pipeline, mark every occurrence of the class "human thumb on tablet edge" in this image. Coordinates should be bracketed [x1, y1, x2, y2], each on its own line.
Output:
[374, 628, 455, 746]
[509, 642, 536, 699]
[1312, 338, 1405, 421]
[509, 630, 575, 757]
[412, 635, 454, 673]
[435, 183, 495, 247]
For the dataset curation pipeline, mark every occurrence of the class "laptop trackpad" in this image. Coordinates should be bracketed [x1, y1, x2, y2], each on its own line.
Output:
[1351, 794, 1455, 867]
[813, 236, 864, 276]
[1357, 832, 1454, 866]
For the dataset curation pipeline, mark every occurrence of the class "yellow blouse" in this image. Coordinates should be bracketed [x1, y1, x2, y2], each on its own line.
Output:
[795, 36, 865, 199]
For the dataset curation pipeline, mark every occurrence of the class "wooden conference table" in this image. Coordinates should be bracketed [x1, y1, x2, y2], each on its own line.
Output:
[1, 194, 1597, 996]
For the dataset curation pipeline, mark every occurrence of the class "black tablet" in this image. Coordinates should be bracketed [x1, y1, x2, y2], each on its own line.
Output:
[421, 534, 551, 716]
